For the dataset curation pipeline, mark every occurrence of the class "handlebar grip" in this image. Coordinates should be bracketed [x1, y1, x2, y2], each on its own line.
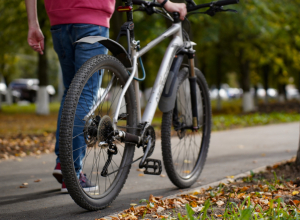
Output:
[214, 0, 239, 6]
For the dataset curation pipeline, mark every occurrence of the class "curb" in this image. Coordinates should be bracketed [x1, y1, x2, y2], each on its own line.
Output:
[101, 164, 269, 219]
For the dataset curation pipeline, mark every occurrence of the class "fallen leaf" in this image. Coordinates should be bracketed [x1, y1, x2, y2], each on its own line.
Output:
[184, 160, 191, 164]
[293, 200, 300, 206]
[183, 170, 191, 174]
[157, 206, 165, 213]
[160, 174, 166, 177]
[292, 191, 299, 196]
[34, 179, 41, 182]
[261, 153, 266, 157]
[136, 168, 145, 172]
[191, 206, 203, 212]
[226, 176, 235, 179]
[138, 173, 144, 177]
[190, 201, 198, 207]
[22, 182, 28, 186]
[130, 203, 137, 206]
[216, 200, 224, 207]
[227, 178, 234, 183]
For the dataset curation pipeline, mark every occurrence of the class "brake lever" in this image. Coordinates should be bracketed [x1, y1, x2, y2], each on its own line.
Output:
[224, 9, 238, 13]
[205, 6, 237, 16]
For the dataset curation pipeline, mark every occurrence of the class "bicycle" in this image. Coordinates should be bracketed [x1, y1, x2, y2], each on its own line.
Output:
[58, 0, 239, 210]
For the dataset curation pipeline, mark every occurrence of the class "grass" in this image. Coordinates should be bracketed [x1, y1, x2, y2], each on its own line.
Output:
[1, 102, 300, 135]
[212, 112, 300, 131]
[110, 158, 300, 220]
[0, 102, 61, 114]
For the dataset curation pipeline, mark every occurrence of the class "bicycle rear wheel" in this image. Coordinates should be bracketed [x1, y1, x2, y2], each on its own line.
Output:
[161, 67, 211, 188]
[59, 55, 137, 210]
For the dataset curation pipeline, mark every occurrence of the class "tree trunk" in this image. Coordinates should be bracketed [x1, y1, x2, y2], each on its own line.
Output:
[110, 0, 124, 41]
[216, 51, 222, 111]
[34, 1, 50, 115]
[296, 122, 300, 167]
[277, 83, 286, 103]
[240, 59, 254, 112]
[254, 84, 258, 107]
[36, 38, 49, 115]
[263, 65, 269, 104]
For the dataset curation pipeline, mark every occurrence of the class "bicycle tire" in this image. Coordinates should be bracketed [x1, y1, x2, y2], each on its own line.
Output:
[59, 55, 137, 210]
[161, 67, 211, 188]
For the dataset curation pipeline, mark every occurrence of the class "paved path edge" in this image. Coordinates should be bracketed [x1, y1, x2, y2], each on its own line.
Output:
[101, 159, 289, 219]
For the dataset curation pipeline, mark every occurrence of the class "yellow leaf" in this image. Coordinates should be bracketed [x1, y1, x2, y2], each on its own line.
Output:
[183, 170, 191, 174]
[190, 201, 198, 208]
[226, 176, 235, 179]
[130, 203, 137, 206]
[138, 173, 144, 177]
[292, 191, 299, 196]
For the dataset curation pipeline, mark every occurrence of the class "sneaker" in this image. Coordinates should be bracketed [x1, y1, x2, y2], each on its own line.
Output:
[61, 173, 98, 192]
[61, 181, 68, 193]
[52, 163, 63, 184]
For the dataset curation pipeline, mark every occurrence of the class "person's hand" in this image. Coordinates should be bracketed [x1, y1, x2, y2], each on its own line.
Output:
[162, 1, 187, 20]
[27, 26, 44, 55]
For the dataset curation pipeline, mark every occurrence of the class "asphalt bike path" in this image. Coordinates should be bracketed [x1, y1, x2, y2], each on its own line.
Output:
[0, 122, 298, 219]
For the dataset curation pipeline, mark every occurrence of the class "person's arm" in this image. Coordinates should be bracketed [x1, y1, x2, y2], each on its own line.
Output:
[157, 0, 187, 20]
[25, 0, 44, 55]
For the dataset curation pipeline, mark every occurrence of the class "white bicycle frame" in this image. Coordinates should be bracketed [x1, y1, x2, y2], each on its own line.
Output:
[112, 22, 184, 130]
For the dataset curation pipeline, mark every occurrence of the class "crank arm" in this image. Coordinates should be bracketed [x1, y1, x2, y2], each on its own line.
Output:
[139, 137, 152, 168]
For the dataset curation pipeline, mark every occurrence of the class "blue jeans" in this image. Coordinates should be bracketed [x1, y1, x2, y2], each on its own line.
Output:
[51, 24, 108, 176]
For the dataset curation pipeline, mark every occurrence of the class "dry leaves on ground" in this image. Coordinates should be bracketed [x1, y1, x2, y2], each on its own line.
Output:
[0, 133, 55, 160]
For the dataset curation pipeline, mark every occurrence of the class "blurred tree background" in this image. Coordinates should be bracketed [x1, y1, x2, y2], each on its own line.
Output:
[1, 0, 300, 113]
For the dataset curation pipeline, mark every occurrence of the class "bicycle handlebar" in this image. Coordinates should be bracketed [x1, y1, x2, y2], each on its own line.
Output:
[187, 0, 239, 12]
[130, 0, 239, 14]
[132, 0, 162, 7]
[214, 0, 239, 7]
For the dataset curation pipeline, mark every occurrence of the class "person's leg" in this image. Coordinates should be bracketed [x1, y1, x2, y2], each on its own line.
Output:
[70, 24, 109, 177]
[51, 24, 76, 183]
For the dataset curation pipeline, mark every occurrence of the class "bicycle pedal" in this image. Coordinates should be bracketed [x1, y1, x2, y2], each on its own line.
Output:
[142, 158, 162, 175]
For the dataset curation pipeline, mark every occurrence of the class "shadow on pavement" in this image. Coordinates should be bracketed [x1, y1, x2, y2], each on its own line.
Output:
[0, 189, 61, 206]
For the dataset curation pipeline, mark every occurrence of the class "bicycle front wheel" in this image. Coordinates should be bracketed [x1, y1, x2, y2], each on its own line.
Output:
[161, 67, 211, 188]
[59, 55, 137, 210]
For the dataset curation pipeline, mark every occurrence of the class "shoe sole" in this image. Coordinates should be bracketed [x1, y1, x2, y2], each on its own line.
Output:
[53, 170, 63, 184]
[61, 186, 98, 192]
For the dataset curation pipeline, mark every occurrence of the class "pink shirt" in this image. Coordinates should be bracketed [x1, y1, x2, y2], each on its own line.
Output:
[44, 0, 116, 28]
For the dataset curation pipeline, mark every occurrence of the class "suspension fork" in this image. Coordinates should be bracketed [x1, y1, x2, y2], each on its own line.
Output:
[188, 57, 199, 130]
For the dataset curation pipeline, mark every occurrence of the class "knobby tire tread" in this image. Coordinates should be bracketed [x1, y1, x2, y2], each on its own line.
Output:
[161, 68, 211, 188]
[59, 55, 137, 210]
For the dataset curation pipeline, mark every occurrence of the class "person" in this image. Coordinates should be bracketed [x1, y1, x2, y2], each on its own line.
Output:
[25, 0, 187, 192]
